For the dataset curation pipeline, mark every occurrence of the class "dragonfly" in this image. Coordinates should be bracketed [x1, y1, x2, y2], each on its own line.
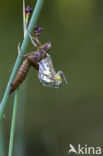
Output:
[10, 26, 68, 93]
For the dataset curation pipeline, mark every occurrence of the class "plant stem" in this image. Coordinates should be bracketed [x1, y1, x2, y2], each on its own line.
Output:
[0, 0, 45, 122]
[0, 124, 5, 156]
[8, 90, 19, 156]
[8, 1, 27, 156]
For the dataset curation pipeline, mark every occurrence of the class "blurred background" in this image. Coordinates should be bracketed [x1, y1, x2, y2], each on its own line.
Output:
[0, 0, 103, 156]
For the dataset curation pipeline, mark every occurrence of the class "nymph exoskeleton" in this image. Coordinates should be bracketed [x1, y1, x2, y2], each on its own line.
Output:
[10, 41, 51, 94]
[10, 26, 67, 93]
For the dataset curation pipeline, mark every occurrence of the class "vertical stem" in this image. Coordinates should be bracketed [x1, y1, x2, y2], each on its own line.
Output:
[8, 1, 27, 156]
[0, 124, 5, 156]
[8, 90, 19, 156]
[0, 0, 45, 122]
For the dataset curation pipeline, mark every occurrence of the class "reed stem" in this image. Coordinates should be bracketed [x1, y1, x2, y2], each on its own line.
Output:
[8, 90, 19, 156]
[0, 0, 45, 123]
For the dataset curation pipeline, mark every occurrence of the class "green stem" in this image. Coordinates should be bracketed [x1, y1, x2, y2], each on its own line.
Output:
[8, 1, 28, 156]
[0, 124, 5, 156]
[0, 0, 45, 122]
[8, 90, 19, 156]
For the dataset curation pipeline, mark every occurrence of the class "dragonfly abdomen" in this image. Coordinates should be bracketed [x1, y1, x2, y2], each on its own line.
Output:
[10, 59, 31, 94]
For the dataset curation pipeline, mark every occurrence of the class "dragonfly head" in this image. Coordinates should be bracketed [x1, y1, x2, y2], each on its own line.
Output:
[55, 71, 68, 88]
[55, 74, 62, 87]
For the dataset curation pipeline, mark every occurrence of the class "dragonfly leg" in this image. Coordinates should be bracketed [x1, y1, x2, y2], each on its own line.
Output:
[28, 31, 37, 47]
[27, 30, 41, 47]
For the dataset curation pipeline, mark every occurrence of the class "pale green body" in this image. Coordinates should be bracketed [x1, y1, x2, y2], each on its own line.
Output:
[38, 54, 68, 88]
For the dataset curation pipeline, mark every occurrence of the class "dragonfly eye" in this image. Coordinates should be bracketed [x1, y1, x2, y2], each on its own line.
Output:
[58, 71, 68, 85]
[56, 75, 61, 81]
[55, 75, 62, 87]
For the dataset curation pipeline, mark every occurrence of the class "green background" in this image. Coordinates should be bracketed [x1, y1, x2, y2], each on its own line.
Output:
[0, 0, 103, 155]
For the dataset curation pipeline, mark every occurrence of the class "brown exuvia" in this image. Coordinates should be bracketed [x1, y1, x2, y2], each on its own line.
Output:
[10, 42, 51, 94]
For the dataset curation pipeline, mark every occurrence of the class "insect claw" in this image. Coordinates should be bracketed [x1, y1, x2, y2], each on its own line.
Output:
[27, 29, 41, 47]
[18, 42, 24, 58]
[26, 30, 37, 47]
[18, 42, 21, 56]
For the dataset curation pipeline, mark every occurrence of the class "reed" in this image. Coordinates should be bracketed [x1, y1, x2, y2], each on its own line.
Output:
[0, 0, 45, 155]
[0, 0, 45, 122]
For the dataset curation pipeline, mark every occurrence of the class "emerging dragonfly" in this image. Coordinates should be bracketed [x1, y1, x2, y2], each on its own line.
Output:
[38, 54, 68, 88]
[10, 26, 68, 93]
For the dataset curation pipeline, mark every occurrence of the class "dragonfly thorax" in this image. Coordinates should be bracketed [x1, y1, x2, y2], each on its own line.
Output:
[38, 54, 62, 88]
